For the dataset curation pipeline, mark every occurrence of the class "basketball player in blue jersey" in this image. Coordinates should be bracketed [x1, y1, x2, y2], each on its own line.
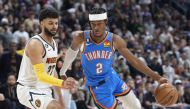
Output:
[60, 8, 168, 109]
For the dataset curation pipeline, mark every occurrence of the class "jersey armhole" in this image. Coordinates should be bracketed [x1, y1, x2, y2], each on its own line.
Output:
[111, 33, 115, 52]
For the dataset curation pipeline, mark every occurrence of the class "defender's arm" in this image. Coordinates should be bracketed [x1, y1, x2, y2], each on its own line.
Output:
[60, 31, 85, 76]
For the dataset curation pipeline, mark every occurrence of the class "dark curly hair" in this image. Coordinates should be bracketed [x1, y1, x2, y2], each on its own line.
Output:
[39, 6, 59, 22]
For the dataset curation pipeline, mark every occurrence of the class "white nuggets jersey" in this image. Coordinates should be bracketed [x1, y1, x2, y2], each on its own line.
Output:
[17, 35, 58, 88]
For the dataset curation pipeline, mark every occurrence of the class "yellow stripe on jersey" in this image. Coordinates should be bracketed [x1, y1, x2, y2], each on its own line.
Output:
[33, 63, 63, 87]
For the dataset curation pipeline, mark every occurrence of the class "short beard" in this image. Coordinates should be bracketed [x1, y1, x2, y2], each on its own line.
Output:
[44, 27, 57, 37]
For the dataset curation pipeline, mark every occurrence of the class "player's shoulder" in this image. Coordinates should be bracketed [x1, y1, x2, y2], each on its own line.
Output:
[24, 35, 45, 56]
[27, 35, 43, 49]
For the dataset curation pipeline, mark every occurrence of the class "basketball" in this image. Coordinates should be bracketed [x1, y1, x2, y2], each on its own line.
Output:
[154, 83, 179, 106]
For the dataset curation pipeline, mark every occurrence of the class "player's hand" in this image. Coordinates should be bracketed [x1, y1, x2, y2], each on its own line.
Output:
[61, 75, 67, 81]
[158, 77, 168, 84]
[62, 77, 76, 89]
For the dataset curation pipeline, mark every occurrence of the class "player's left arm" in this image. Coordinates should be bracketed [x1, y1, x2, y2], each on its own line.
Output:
[112, 34, 167, 83]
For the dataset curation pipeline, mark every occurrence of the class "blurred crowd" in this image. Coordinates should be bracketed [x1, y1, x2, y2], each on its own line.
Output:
[0, 0, 190, 109]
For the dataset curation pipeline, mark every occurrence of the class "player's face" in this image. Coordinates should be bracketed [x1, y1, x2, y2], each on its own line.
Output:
[41, 18, 58, 37]
[90, 20, 106, 37]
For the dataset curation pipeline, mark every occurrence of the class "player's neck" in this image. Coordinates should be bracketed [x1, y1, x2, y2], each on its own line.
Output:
[90, 31, 107, 43]
[40, 33, 53, 44]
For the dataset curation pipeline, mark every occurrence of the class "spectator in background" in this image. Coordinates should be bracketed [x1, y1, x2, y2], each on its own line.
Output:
[58, 30, 71, 48]
[133, 75, 145, 103]
[179, 52, 190, 69]
[144, 16, 155, 36]
[0, 40, 22, 84]
[0, 92, 10, 109]
[55, 57, 64, 78]
[173, 79, 190, 108]
[149, 57, 163, 76]
[24, 11, 38, 34]
[16, 37, 27, 56]
[127, 77, 135, 90]
[159, 26, 174, 44]
[162, 59, 175, 83]
[67, 59, 83, 81]
[0, 73, 25, 109]
[13, 23, 29, 43]
[114, 55, 127, 73]
[142, 82, 158, 109]
[182, 45, 190, 64]
[0, 18, 13, 51]
[123, 28, 133, 42]
[183, 62, 190, 78]
[174, 79, 185, 103]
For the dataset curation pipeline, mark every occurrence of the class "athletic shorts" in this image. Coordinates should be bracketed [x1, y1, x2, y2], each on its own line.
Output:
[17, 84, 54, 109]
[87, 72, 131, 109]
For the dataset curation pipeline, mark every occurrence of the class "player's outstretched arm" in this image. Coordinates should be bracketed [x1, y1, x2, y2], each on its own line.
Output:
[60, 31, 85, 77]
[113, 34, 167, 83]
[26, 39, 73, 88]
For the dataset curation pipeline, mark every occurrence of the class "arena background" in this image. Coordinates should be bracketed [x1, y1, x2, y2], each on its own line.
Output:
[0, 0, 190, 109]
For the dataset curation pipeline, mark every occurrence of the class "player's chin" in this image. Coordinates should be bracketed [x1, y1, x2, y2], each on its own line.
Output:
[51, 32, 57, 36]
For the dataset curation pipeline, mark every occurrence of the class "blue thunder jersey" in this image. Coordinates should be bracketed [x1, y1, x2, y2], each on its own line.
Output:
[81, 31, 115, 86]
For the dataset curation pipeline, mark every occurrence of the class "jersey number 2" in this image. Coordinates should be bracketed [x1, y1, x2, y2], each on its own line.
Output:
[96, 63, 102, 74]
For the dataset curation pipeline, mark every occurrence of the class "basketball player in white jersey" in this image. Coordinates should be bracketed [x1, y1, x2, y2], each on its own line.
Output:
[17, 7, 76, 109]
